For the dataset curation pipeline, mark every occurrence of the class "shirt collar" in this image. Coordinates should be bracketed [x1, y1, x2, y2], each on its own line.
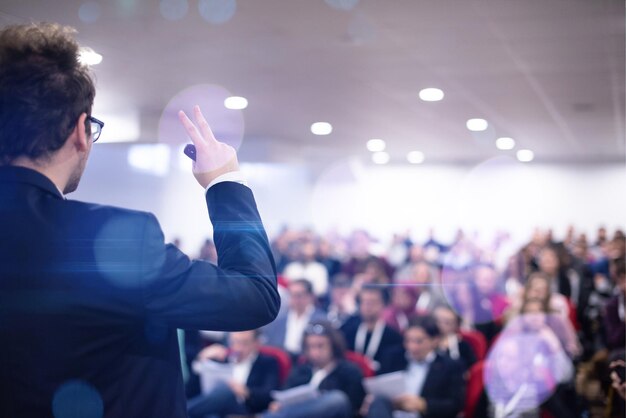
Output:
[408, 350, 437, 366]
[231, 351, 258, 366]
[289, 304, 315, 320]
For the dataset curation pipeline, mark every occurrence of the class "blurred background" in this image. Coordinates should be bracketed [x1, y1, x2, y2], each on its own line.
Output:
[1, 1, 625, 417]
[0, 0, 623, 251]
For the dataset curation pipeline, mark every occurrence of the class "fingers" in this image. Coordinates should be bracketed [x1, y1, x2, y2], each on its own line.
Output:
[178, 110, 206, 150]
[192, 105, 217, 145]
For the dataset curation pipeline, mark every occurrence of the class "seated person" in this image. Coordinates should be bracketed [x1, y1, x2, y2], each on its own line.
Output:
[475, 300, 579, 418]
[364, 315, 465, 418]
[263, 321, 366, 418]
[341, 286, 404, 374]
[326, 274, 357, 328]
[604, 257, 625, 353]
[382, 282, 419, 333]
[262, 279, 326, 359]
[187, 329, 280, 418]
[433, 305, 477, 371]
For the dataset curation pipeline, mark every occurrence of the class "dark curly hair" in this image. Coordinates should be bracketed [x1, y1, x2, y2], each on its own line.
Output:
[0, 22, 96, 163]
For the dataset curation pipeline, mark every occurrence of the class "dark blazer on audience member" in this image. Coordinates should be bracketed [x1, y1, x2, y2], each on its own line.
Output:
[0, 166, 280, 418]
[283, 359, 366, 414]
[440, 338, 477, 372]
[604, 294, 626, 351]
[243, 353, 282, 413]
[340, 315, 404, 374]
[387, 350, 466, 418]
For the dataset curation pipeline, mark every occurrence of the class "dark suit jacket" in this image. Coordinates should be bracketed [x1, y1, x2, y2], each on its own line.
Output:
[440, 339, 477, 372]
[387, 352, 465, 418]
[604, 294, 626, 351]
[245, 353, 281, 413]
[0, 166, 280, 418]
[340, 316, 404, 374]
[284, 359, 366, 414]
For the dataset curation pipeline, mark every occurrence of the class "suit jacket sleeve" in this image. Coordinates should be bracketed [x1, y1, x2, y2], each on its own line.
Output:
[139, 182, 280, 330]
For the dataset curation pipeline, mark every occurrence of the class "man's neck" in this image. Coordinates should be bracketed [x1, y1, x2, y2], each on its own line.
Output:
[235, 350, 257, 364]
[362, 318, 378, 331]
[411, 350, 435, 364]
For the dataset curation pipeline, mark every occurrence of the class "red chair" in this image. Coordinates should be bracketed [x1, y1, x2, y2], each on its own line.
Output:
[344, 350, 375, 378]
[464, 360, 485, 418]
[460, 330, 488, 361]
[259, 345, 292, 385]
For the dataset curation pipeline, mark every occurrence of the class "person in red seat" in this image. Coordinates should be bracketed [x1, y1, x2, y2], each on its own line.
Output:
[263, 321, 365, 418]
[340, 286, 404, 374]
[364, 315, 465, 418]
[187, 330, 281, 418]
[433, 305, 477, 372]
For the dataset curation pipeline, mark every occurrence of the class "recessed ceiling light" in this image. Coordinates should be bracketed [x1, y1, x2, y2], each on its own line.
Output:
[496, 137, 515, 150]
[372, 151, 390, 165]
[466, 118, 488, 132]
[517, 149, 534, 162]
[407, 151, 425, 164]
[419, 88, 444, 102]
[78, 47, 102, 66]
[367, 139, 386, 152]
[310, 122, 333, 135]
[224, 96, 248, 110]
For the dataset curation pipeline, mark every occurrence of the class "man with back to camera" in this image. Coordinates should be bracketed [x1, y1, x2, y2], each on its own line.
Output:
[0, 23, 280, 417]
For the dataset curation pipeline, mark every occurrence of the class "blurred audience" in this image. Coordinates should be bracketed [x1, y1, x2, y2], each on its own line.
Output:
[263, 321, 365, 418]
[364, 315, 465, 418]
[181, 224, 626, 416]
[262, 279, 326, 358]
[282, 239, 329, 298]
[187, 330, 280, 418]
[340, 286, 404, 374]
[433, 305, 477, 372]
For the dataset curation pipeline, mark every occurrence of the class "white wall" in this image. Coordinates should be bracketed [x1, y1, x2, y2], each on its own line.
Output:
[73, 145, 626, 254]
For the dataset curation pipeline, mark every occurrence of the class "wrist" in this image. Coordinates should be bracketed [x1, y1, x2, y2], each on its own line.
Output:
[195, 157, 239, 189]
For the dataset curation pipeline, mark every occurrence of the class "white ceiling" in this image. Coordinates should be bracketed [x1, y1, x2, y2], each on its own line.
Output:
[1, 0, 624, 165]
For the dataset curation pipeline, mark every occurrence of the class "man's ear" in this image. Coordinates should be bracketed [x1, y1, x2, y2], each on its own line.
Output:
[72, 113, 89, 152]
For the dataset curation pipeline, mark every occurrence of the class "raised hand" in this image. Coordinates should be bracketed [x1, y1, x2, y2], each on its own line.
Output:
[178, 105, 239, 188]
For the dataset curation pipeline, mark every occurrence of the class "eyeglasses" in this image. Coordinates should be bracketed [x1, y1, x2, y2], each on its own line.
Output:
[305, 323, 329, 336]
[88, 116, 104, 142]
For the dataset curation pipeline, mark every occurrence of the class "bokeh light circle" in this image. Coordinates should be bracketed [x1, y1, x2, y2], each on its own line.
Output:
[325, 0, 360, 11]
[198, 0, 237, 24]
[484, 314, 575, 414]
[160, 0, 188, 21]
[78, 2, 102, 24]
[158, 84, 245, 151]
[440, 156, 536, 323]
[52, 380, 103, 418]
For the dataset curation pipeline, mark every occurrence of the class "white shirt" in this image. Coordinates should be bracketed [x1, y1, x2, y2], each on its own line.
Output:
[204, 171, 248, 191]
[309, 362, 336, 389]
[405, 351, 436, 397]
[395, 351, 436, 418]
[446, 334, 460, 360]
[231, 352, 257, 386]
[284, 305, 315, 353]
[355, 320, 386, 370]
